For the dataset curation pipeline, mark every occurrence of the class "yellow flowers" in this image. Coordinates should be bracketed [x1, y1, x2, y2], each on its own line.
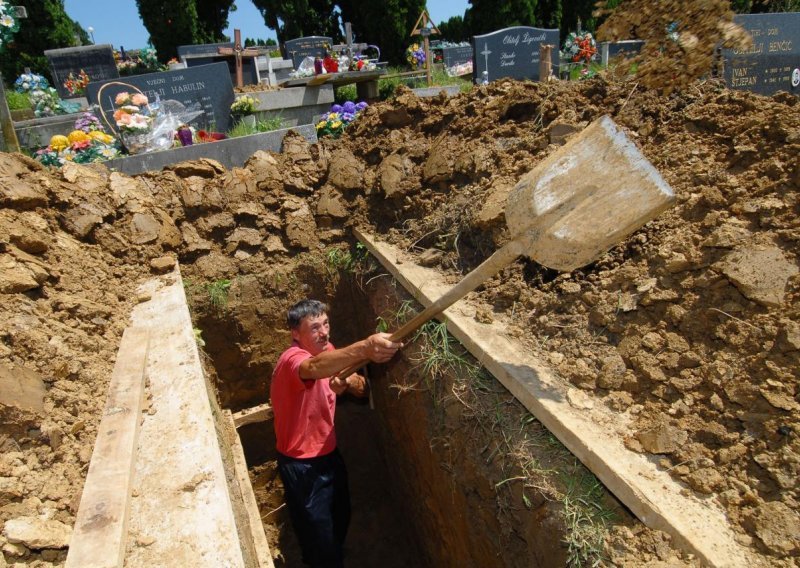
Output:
[67, 130, 90, 144]
[49, 135, 69, 151]
[88, 131, 114, 144]
[330, 120, 342, 129]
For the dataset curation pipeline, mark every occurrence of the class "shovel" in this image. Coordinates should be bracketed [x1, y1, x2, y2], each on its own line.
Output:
[339, 115, 675, 378]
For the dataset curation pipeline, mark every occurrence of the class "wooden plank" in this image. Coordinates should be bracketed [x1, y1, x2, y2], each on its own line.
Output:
[355, 228, 758, 568]
[224, 410, 275, 568]
[233, 403, 273, 428]
[65, 327, 150, 568]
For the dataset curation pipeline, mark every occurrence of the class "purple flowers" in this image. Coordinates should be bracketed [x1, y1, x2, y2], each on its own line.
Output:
[74, 112, 103, 133]
[316, 100, 369, 138]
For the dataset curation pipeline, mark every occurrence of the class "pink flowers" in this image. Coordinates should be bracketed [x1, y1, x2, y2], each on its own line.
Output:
[114, 91, 149, 106]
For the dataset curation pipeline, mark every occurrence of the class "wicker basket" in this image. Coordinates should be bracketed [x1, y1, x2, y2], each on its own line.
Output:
[95, 81, 153, 154]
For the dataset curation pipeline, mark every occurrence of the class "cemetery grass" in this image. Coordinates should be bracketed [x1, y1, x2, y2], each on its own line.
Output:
[227, 115, 285, 138]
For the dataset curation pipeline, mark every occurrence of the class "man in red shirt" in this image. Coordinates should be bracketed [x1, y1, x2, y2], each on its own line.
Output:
[271, 299, 401, 567]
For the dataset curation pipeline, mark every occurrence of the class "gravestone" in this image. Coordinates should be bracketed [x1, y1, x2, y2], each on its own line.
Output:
[86, 62, 235, 132]
[45, 44, 119, 98]
[179, 42, 260, 86]
[285, 36, 332, 68]
[442, 45, 473, 68]
[722, 13, 800, 96]
[607, 40, 644, 59]
[472, 26, 560, 83]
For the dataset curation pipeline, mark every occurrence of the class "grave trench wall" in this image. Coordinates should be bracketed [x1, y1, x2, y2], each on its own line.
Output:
[187, 256, 571, 567]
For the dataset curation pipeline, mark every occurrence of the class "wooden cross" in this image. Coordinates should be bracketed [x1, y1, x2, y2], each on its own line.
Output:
[410, 9, 440, 86]
[217, 29, 259, 87]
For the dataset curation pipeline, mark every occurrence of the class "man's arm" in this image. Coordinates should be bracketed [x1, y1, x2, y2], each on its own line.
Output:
[298, 333, 401, 380]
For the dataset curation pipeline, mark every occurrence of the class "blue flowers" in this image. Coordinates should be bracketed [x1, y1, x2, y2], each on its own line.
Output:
[14, 72, 49, 94]
[316, 100, 369, 138]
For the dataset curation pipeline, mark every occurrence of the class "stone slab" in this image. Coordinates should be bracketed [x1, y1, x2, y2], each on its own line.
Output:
[411, 86, 461, 98]
[101, 125, 317, 175]
[45, 44, 119, 99]
[14, 112, 86, 149]
[722, 13, 800, 96]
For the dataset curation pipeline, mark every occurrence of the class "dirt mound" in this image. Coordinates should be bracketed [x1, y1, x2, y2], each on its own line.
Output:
[0, 72, 797, 565]
[339, 80, 799, 562]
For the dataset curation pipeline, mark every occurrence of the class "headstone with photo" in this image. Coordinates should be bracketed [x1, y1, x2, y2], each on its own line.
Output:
[472, 26, 560, 83]
[722, 12, 799, 96]
[285, 36, 332, 69]
[179, 42, 261, 86]
[86, 62, 235, 132]
[45, 44, 120, 98]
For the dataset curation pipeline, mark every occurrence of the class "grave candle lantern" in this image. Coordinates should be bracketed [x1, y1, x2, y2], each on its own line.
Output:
[177, 125, 193, 146]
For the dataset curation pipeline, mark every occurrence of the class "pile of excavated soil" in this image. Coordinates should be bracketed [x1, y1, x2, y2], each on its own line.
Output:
[0, 71, 797, 566]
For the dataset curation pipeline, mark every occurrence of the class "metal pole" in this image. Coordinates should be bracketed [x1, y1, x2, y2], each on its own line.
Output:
[0, 74, 21, 153]
[234, 29, 243, 88]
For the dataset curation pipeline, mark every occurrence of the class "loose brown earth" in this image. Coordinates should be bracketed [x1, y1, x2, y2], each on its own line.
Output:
[0, 71, 797, 567]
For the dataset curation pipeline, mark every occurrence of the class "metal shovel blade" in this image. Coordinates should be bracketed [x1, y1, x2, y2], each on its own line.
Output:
[505, 115, 676, 271]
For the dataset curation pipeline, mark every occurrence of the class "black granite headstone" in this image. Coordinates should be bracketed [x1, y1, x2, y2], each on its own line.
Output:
[472, 26, 560, 83]
[442, 45, 473, 68]
[86, 63, 235, 132]
[45, 44, 119, 98]
[177, 42, 234, 58]
[722, 13, 799, 96]
[285, 36, 332, 68]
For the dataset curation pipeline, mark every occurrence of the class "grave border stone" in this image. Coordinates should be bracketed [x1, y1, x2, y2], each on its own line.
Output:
[472, 26, 560, 83]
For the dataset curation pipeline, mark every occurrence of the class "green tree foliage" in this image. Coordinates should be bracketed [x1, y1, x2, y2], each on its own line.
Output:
[731, 0, 800, 11]
[250, 0, 342, 45]
[0, 0, 89, 85]
[467, 0, 537, 36]
[135, 0, 236, 62]
[437, 15, 469, 42]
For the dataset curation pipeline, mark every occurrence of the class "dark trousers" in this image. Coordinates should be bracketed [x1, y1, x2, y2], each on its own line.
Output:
[277, 448, 351, 568]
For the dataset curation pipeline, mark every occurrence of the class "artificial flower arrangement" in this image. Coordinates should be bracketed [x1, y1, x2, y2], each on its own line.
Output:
[34, 115, 120, 167]
[562, 32, 598, 64]
[316, 100, 367, 139]
[14, 72, 49, 94]
[113, 91, 152, 134]
[63, 69, 90, 97]
[230, 95, 258, 116]
[406, 43, 426, 68]
[0, 0, 21, 51]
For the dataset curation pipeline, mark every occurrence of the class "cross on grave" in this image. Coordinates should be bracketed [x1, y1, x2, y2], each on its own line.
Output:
[480, 43, 492, 83]
[217, 29, 259, 87]
[410, 9, 440, 86]
[331, 22, 368, 69]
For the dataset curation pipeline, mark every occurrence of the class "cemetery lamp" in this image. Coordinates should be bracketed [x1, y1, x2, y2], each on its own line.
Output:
[88, 26, 95, 44]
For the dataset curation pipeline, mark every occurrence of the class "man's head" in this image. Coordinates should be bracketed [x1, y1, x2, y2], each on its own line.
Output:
[288, 299, 330, 355]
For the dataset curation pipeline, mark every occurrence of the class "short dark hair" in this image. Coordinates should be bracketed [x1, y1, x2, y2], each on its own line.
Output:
[287, 299, 328, 330]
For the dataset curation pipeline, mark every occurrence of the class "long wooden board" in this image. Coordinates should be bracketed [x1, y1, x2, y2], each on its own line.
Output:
[356, 228, 760, 568]
[224, 410, 275, 568]
[65, 327, 150, 568]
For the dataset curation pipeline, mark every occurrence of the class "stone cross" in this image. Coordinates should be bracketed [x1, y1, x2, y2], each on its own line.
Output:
[217, 29, 259, 87]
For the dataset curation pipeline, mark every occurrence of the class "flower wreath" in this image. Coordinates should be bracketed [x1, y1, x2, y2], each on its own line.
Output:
[562, 32, 598, 64]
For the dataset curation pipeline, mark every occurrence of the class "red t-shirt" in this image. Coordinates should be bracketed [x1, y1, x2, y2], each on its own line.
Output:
[270, 341, 337, 459]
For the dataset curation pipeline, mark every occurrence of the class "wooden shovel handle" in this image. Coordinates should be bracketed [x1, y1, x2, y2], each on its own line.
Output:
[335, 236, 527, 380]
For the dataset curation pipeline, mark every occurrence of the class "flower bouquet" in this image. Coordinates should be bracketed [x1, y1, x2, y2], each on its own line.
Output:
[0, 0, 21, 50]
[35, 127, 120, 168]
[14, 72, 49, 94]
[316, 100, 367, 139]
[63, 69, 90, 97]
[231, 95, 258, 116]
[562, 32, 598, 64]
[112, 91, 153, 153]
[406, 43, 426, 68]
